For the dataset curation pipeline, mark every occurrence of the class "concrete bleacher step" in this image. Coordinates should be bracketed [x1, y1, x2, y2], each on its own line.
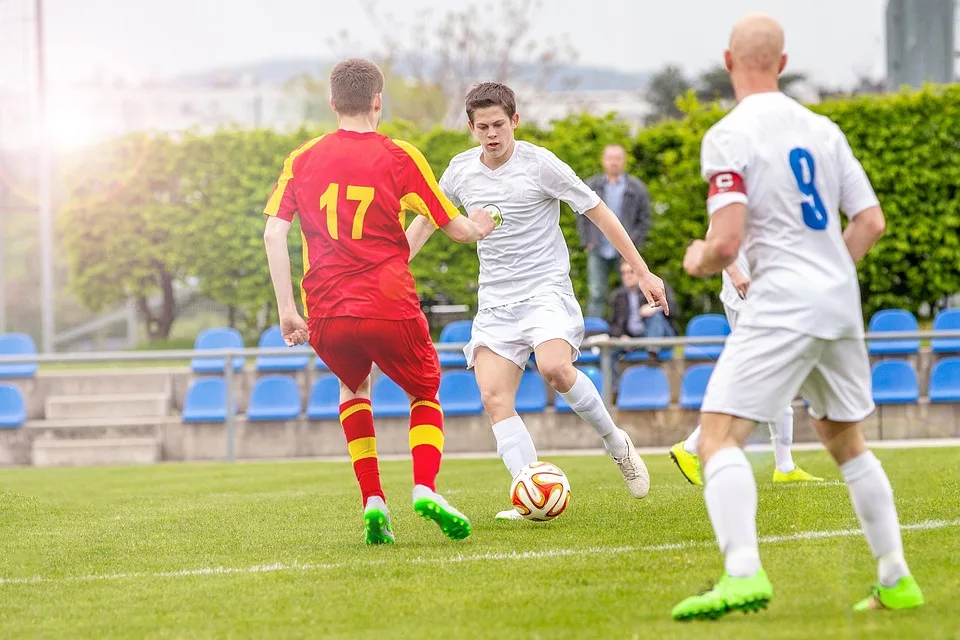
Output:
[31, 437, 159, 467]
[44, 393, 170, 420]
[39, 370, 173, 397]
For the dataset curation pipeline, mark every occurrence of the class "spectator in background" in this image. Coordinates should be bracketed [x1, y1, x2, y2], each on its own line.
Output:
[609, 261, 678, 358]
[579, 144, 653, 318]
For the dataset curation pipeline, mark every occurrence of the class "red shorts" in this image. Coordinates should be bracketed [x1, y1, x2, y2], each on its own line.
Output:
[308, 314, 441, 399]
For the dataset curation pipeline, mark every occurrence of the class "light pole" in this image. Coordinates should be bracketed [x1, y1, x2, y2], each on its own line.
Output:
[35, 0, 54, 353]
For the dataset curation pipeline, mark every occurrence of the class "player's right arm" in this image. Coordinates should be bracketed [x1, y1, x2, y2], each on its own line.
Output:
[835, 130, 885, 262]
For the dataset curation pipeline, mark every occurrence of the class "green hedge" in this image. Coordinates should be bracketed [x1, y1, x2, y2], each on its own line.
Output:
[60, 86, 960, 339]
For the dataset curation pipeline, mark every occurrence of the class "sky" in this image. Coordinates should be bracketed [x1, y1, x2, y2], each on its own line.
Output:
[0, 0, 888, 93]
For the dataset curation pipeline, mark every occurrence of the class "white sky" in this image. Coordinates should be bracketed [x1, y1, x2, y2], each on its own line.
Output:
[0, 0, 887, 93]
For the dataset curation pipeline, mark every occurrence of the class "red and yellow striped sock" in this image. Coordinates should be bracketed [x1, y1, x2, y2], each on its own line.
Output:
[409, 398, 444, 490]
[340, 398, 383, 505]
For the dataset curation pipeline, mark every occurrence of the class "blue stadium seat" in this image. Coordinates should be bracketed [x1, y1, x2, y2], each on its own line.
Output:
[247, 375, 302, 421]
[583, 317, 610, 335]
[515, 370, 547, 413]
[622, 347, 674, 363]
[556, 366, 602, 413]
[616, 366, 670, 411]
[306, 375, 341, 420]
[683, 315, 730, 360]
[191, 328, 245, 374]
[0, 384, 26, 428]
[439, 370, 484, 416]
[932, 309, 960, 354]
[255, 326, 312, 372]
[871, 360, 919, 405]
[182, 378, 232, 423]
[929, 358, 960, 403]
[437, 320, 471, 368]
[679, 363, 715, 409]
[0, 333, 38, 378]
[578, 346, 601, 365]
[867, 309, 920, 356]
[372, 375, 409, 418]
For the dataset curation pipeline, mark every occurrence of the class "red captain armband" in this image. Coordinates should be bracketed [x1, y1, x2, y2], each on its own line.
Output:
[708, 172, 746, 197]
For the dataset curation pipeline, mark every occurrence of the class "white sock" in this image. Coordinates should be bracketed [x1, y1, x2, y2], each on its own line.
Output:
[684, 426, 702, 455]
[492, 416, 537, 478]
[703, 447, 762, 578]
[840, 451, 910, 587]
[559, 370, 626, 457]
[769, 406, 796, 473]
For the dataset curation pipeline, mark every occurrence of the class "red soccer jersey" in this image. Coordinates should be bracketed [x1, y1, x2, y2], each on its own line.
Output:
[264, 131, 459, 320]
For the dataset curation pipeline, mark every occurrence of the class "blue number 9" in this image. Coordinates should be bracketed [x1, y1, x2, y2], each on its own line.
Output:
[789, 147, 828, 230]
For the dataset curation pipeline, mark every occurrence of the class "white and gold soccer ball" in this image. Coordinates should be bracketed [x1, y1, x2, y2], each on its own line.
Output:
[509, 461, 571, 521]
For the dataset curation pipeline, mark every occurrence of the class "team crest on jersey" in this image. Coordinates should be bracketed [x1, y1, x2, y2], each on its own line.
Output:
[482, 204, 503, 228]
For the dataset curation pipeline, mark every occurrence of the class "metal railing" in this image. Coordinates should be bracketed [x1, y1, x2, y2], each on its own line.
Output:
[1, 329, 958, 462]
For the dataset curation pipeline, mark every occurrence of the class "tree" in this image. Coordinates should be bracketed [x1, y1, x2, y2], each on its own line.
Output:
[646, 65, 692, 123]
[695, 64, 808, 104]
[282, 73, 335, 126]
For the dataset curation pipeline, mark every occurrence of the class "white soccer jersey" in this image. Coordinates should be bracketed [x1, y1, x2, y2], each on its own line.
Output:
[719, 249, 751, 312]
[701, 92, 880, 340]
[439, 141, 601, 310]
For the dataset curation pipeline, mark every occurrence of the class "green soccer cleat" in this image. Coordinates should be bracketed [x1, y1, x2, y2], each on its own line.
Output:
[773, 467, 824, 483]
[363, 498, 395, 545]
[670, 441, 703, 486]
[853, 576, 925, 612]
[412, 485, 472, 541]
[672, 570, 773, 621]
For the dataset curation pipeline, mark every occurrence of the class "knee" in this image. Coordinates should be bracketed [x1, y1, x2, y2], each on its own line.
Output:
[341, 376, 371, 402]
[538, 360, 577, 392]
[481, 388, 514, 422]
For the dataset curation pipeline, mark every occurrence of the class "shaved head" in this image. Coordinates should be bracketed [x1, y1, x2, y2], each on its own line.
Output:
[727, 13, 785, 73]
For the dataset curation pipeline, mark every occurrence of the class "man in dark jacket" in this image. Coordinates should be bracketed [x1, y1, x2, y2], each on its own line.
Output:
[578, 144, 653, 318]
[609, 261, 678, 356]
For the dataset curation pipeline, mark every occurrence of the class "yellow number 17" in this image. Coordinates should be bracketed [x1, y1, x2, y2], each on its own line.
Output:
[318, 183, 375, 240]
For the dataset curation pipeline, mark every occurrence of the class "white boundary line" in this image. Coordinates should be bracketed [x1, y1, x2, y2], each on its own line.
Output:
[2, 519, 956, 587]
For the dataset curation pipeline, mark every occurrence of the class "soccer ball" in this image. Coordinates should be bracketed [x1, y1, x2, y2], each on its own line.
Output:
[509, 461, 571, 521]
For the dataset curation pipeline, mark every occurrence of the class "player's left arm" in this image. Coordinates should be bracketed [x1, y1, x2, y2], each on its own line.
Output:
[836, 131, 885, 263]
[540, 151, 669, 314]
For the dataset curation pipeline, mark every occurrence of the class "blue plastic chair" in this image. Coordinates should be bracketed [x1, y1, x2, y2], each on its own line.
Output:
[247, 375, 302, 421]
[439, 370, 484, 416]
[867, 309, 920, 356]
[929, 357, 960, 403]
[372, 375, 409, 418]
[437, 320, 472, 368]
[191, 328, 246, 374]
[182, 378, 232, 423]
[556, 366, 603, 413]
[932, 309, 960, 354]
[871, 360, 919, 405]
[583, 317, 610, 335]
[255, 326, 312, 372]
[515, 370, 547, 413]
[679, 363, 715, 409]
[0, 384, 26, 428]
[0, 333, 38, 378]
[306, 375, 341, 420]
[616, 366, 670, 411]
[683, 315, 730, 360]
[622, 347, 674, 363]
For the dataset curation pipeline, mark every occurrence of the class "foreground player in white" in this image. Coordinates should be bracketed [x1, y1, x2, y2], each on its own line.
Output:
[670, 247, 823, 485]
[672, 14, 923, 621]
[407, 82, 669, 518]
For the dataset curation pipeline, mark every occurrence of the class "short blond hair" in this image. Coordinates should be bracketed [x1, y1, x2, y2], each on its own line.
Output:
[329, 58, 384, 116]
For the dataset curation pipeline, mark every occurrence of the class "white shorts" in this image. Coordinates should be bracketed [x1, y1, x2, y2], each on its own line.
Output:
[465, 290, 584, 369]
[723, 305, 740, 330]
[701, 325, 874, 424]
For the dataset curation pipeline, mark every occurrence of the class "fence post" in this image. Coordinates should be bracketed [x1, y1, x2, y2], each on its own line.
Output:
[225, 350, 236, 462]
[600, 343, 614, 407]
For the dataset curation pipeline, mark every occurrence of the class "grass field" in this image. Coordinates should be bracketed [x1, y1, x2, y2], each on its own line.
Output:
[1, 447, 958, 639]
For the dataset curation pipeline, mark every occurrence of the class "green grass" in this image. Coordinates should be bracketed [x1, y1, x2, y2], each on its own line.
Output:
[1, 448, 958, 639]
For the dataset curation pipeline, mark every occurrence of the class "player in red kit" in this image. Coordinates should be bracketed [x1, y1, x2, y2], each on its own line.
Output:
[263, 58, 496, 545]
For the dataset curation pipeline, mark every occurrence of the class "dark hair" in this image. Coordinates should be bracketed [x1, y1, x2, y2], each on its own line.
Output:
[464, 82, 517, 122]
[329, 58, 384, 116]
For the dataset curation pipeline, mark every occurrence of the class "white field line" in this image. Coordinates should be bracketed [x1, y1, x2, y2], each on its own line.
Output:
[2, 519, 956, 587]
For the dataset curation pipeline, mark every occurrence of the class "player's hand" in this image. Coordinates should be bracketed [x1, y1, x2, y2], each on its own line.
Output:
[731, 271, 750, 300]
[280, 311, 309, 346]
[683, 240, 706, 277]
[637, 271, 669, 316]
[468, 207, 497, 239]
